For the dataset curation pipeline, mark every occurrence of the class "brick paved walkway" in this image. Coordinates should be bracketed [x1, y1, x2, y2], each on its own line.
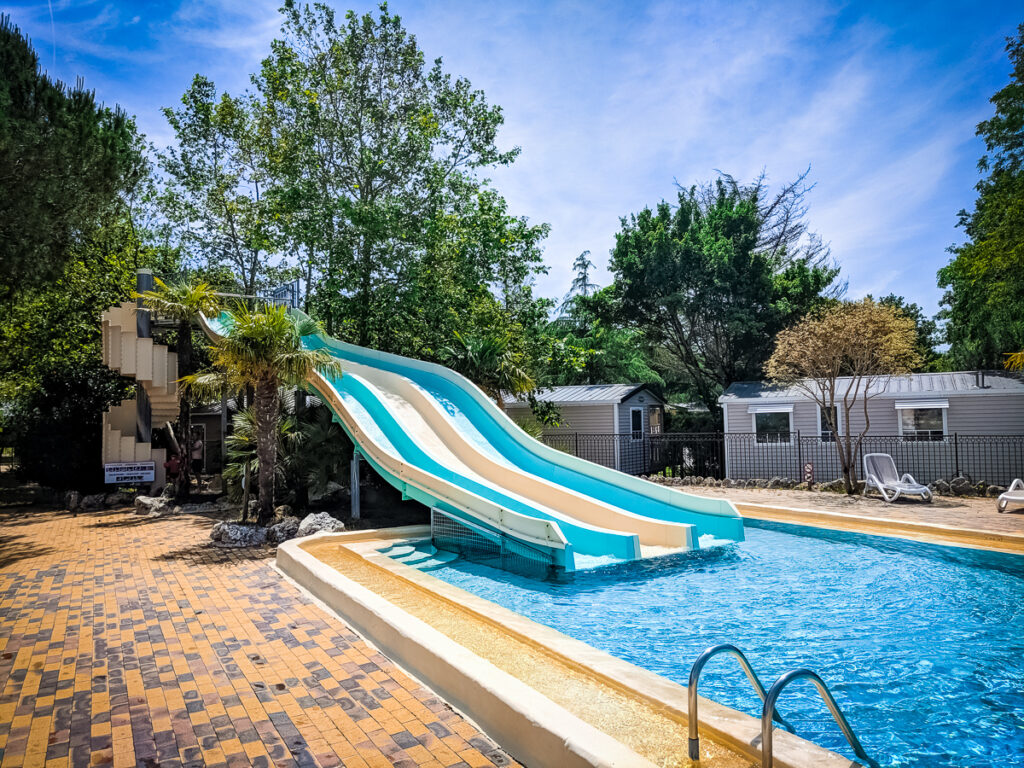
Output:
[0, 507, 518, 768]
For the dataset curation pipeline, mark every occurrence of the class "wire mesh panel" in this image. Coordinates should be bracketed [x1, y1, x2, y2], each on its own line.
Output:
[430, 508, 561, 578]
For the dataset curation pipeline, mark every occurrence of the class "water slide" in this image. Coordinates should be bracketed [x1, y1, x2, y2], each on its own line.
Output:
[203, 312, 744, 571]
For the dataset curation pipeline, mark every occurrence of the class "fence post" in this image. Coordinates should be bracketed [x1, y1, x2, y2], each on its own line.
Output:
[796, 430, 802, 480]
[575, 432, 579, 458]
[954, 433, 960, 478]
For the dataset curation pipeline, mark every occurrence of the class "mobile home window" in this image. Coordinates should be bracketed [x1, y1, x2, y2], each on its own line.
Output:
[895, 400, 948, 442]
[649, 407, 662, 435]
[899, 408, 945, 441]
[630, 408, 643, 440]
[818, 405, 840, 441]
[752, 411, 792, 443]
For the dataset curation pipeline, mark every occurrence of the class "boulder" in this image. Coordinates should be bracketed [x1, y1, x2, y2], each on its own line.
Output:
[766, 476, 783, 489]
[134, 495, 174, 517]
[268, 516, 301, 543]
[80, 493, 106, 510]
[275, 504, 293, 517]
[104, 491, 133, 509]
[296, 512, 346, 537]
[310, 481, 345, 504]
[65, 491, 82, 512]
[933, 479, 951, 496]
[986, 485, 1007, 498]
[950, 476, 974, 496]
[210, 522, 268, 548]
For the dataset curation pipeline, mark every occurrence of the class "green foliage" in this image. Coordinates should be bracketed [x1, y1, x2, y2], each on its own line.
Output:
[284, 403, 352, 501]
[158, 76, 287, 296]
[253, 2, 548, 352]
[870, 294, 945, 372]
[608, 172, 839, 412]
[939, 24, 1024, 369]
[223, 406, 294, 504]
[183, 303, 342, 523]
[0, 15, 141, 300]
[441, 329, 534, 409]
[0, 216, 165, 490]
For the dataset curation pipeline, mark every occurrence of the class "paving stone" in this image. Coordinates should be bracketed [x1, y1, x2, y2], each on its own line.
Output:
[0, 507, 519, 767]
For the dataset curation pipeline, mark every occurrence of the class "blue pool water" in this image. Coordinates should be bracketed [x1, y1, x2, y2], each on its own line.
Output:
[421, 521, 1024, 767]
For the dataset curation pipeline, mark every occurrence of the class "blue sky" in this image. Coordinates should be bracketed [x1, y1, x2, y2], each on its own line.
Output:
[3, 0, 1020, 314]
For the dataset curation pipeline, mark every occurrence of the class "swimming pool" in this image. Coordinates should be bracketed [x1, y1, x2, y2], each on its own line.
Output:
[413, 521, 1024, 767]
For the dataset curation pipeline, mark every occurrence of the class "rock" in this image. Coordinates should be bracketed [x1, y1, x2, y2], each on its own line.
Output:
[104, 491, 133, 508]
[210, 522, 268, 548]
[161, 483, 176, 498]
[986, 485, 1007, 498]
[80, 493, 106, 510]
[310, 481, 345, 504]
[268, 516, 300, 543]
[296, 512, 346, 537]
[65, 491, 82, 512]
[134, 495, 174, 517]
[950, 476, 973, 496]
[767, 476, 782, 489]
[933, 479, 951, 496]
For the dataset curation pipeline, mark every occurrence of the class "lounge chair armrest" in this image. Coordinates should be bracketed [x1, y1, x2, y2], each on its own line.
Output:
[1009, 478, 1024, 492]
[900, 473, 919, 486]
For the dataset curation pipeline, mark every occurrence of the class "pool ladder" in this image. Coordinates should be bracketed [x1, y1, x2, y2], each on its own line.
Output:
[687, 644, 880, 768]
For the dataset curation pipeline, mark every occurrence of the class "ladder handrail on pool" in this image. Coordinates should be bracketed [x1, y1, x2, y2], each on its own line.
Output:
[687, 644, 795, 760]
[760, 668, 880, 768]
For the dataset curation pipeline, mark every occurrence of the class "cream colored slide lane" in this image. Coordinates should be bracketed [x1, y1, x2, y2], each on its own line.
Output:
[343, 359, 696, 552]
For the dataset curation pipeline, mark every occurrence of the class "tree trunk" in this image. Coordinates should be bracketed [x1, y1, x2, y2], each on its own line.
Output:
[176, 319, 193, 499]
[254, 378, 280, 526]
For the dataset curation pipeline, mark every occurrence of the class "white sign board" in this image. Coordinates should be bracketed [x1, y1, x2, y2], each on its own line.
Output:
[104, 461, 155, 484]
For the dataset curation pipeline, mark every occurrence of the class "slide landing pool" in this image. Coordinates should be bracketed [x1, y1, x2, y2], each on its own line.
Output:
[203, 311, 743, 570]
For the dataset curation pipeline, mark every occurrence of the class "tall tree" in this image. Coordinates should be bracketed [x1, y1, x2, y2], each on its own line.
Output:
[766, 300, 921, 494]
[609, 172, 840, 414]
[254, 2, 541, 349]
[159, 75, 282, 296]
[182, 304, 341, 524]
[0, 15, 140, 299]
[872, 294, 944, 372]
[938, 24, 1024, 369]
[0, 215, 172, 490]
[136, 278, 221, 495]
[560, 250, 599, 311]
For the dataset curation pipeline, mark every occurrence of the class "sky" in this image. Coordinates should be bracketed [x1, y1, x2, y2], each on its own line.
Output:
[3, 0, 1021, 314]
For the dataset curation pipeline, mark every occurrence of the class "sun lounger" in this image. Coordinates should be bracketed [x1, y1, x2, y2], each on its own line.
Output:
[862, 453, 932, 503]
[998, 479, 1024, 513]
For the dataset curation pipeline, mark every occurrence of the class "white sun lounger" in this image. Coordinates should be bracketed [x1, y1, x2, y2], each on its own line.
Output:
[863, 453, 932, 503]
[998, 479, 1024, 513]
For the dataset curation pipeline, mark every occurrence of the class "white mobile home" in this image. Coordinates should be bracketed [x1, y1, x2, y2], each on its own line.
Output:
[718, 371, 1024, 485]
[505, 384, 665, 473]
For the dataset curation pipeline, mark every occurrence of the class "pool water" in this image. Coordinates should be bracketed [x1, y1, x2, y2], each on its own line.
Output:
[421, 521, 1024, 767]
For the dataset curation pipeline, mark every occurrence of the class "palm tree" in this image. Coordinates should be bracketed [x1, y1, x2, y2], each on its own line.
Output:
[181, 303, 342, 525]
[442, 330, 534, 410]
[223, 406, 295, 522]
[136, 277, 221, 494]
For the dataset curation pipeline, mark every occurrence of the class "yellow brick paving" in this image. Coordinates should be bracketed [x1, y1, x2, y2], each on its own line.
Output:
[0, 507, 518, 768]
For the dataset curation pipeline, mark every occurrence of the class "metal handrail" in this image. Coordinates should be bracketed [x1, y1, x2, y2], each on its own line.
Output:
[761, 669, 879, 768]
[687, 644, 794, 760]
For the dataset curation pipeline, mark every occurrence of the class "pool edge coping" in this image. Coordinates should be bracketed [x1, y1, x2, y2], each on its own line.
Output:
[734, 502, 1024, 553]
[281, 528, 862, 768]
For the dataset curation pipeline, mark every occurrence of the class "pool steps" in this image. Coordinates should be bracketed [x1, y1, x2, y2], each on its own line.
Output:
[378, 541, 458, 571]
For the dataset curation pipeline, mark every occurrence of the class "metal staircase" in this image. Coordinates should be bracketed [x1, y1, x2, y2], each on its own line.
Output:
[100, 299, 179, 485]
[687, 643, 880, 768]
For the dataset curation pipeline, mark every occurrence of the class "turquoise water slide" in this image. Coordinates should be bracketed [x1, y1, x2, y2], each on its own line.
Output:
[204, 313, 744, 571]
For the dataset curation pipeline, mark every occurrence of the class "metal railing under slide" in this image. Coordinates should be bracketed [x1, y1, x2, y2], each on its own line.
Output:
[688, 644, 880, 768]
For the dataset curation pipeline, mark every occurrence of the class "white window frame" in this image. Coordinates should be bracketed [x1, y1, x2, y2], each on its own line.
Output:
[895, 399, 948, 441]
[817, 404, 843, 442]
[630, 407, 644, 441]
[748, 404, 794, 446]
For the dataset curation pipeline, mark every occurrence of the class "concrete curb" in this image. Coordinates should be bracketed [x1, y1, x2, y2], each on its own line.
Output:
[277, 533, 659, 768]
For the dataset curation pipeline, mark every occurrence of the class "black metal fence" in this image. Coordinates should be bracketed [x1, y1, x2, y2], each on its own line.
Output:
[540, 432, 1024, 486]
